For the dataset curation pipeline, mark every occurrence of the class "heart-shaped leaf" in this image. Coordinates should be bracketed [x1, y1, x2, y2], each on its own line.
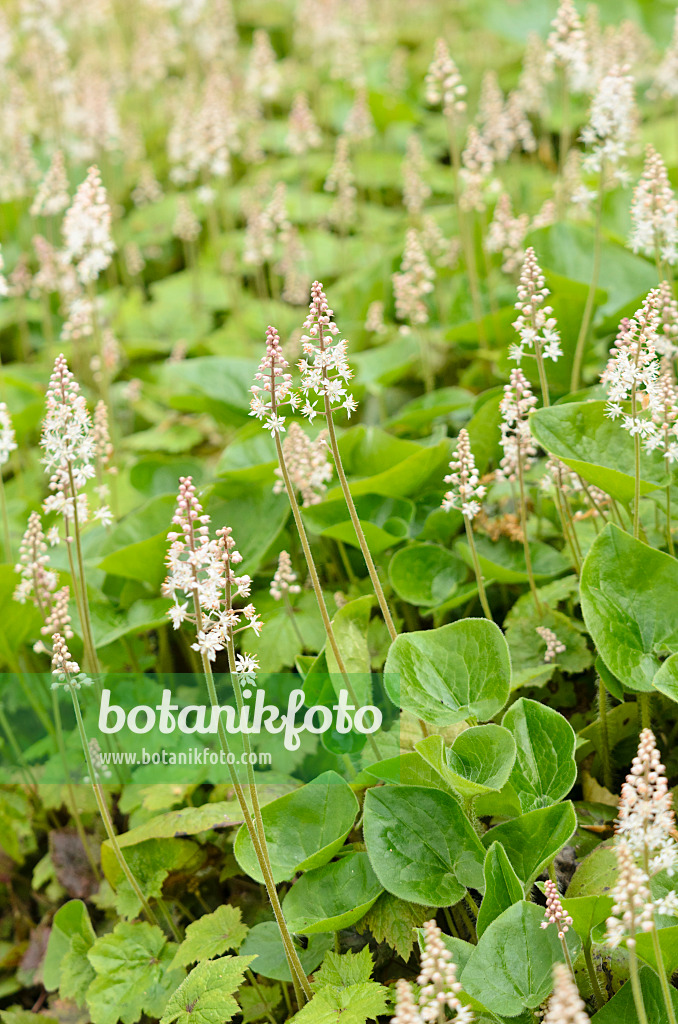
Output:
[238, 924, 332, 983]
[476, 843, 524, 939]
[502, 698, 577, 812]
[384, 618, 511, 726]
[234, 772, 358, 883]
[581, 524, 678, 692]
[415, 726, 516, 801]
[530, 401, 668, 505]
[364, 785, 485, 906]
[460, 902, 581, 1017]
[480, 802, 577, 890]
[282, 852, 383, 934]
[388, 544, 467, 607]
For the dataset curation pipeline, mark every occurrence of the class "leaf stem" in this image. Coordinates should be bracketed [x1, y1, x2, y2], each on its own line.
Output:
[517, 451, 542, 613]
[570, 161, 605, 392]
[583, 942, 605, 1009]
[463, 516, 492, 619]
[598, 676, 613, 793]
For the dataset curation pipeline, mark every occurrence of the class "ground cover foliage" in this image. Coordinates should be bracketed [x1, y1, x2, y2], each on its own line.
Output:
[2, 0, 678, 1022]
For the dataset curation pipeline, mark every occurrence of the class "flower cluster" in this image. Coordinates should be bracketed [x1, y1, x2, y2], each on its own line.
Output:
[617, 728, 677, 876]
[486, 193, 530, 274]
[510, 248, 562, 364]
[62, 165, 116, 284]
[607, 730, 678, 948]
[298, 281, 357, 422]
[580, 65, 636, 188]
[173, 197, 201, 243]
[270, 550, 301, 601]
[30, 150, 69, 218]
[392, 228, 435, 326]
[14, 512, 59, 612]
[392, 919, 473, 1024]
[50, 632, 90, 689]
[442, 429, 486, 520]
[646, 366, 678, 464]
[40, 355, 98, 524]
[344, 88, 374, 143]
[402, 134, 431, 217]
[537, 626, 566, 664]
[657, 280, 678, 359]
[163, 478, 262, 661]
[459, 126, 496, 213]
[497, 369, 538, 481]
[0, 403, 16, 467]
[324, 135, 357, 231]
[629, 145, 678, 266]
[541, 879, 573, 938]
[606, 839, 654, 948]
[544, 964, 591, 1024]
[424, 39, 467, 118]
[601, 290, 661, 440]
[250, 325, 298, 435]
[273, 422, 332, 506]
[545, 0, 590, 93]
[286, 92, 321, 155]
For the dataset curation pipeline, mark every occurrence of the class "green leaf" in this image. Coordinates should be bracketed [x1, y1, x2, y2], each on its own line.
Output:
[384, 618, 511, 726]
[234, 772, 358, 883]
[559, 894, 614, 944]
[159, 357, 256, 424]
[302, 494, 413, 554]
[480, 802, 577, 890]
[43, 900, 95, 991]
[530, 401, 668, 505]
[653, 652, 678, 702]
[324, 596, 373, 679]
[460, 902, 582, 1017]
[388, 544, 467, 607]
[282, 852, 382, 934]
[415, 726, 516, 801]
[101, 837, 203, 918]
[160, 956, 254, 1024]
[364, 750, 457, 792]
[581, 524, 678, 692]
[635, 926, 678, 979]
[61, 934, 96, 1004]
[566, 841, 618, 899]
[591, 965, 678, 1023]
[86, 921, 182, 1024]
[363, 785, 485, 906]
[505, 606, 592, 681]
[456, 534, 571, 584]
[356, 894, 435, 961]
[312, 947, 374, 989]
[384, 387, 474, 433]
[238, 982, 282, 1023]
[239, 923, 332, 983]
[290, 982, 389, 1024]
[476, 843, 524, 939]
[333, 429, 453, 500]
[170, 906, 249, 969]
[502, 698, 577, 812]
[114, 802, 245, 847]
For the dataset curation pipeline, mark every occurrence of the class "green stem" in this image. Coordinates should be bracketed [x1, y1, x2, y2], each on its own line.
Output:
[67, 466, 100, 677]
[68, 682, 167, 931]
[628, 943, 650, 1024]
[584, 942, 605, 1010]
[666, 456, 674, 556]
[598, 676, 613, 792]
[0, 473, 11, 562]
[651, 919, 677, 1024]
[633, 404, 641, 541]
[464, 516, 492, 619]
[560, 933, 575, 983]
[283, 592, 305, 648]
[517, 452, 542, 613]
[273, 429, 382, 761]
[51, 689, 101, 882]
[189, 589, 311, 1002]
[570, 162, 605, 392]
[318, 328, 398, 644]
[638, 692, 652, 730]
